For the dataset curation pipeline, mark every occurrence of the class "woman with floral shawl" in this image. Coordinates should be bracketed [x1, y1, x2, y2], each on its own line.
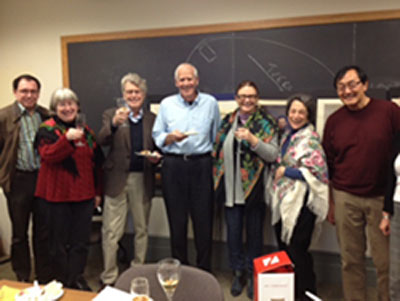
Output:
[213, 81, 278, 299]
[272, 93, 329, 300]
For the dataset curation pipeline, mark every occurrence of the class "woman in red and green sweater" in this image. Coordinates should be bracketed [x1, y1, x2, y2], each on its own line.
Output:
[34, 87, 103, 291]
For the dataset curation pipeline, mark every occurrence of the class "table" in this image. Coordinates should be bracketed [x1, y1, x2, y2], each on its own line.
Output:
[0, 279, 97, 300]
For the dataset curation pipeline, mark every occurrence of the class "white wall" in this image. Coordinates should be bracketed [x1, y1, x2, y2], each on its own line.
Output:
[1, 0, 400, 255]
[0, 190, 11, 256]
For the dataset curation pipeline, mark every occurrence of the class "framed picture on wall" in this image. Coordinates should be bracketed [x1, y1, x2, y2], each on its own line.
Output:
[388, 87, 400, 105]
[388, 87, 400, 107]
[392, 98, 400, 107]
[258, 100, 287, 121]
[315, 98, 343, 137]
[217, 100, 236, 118]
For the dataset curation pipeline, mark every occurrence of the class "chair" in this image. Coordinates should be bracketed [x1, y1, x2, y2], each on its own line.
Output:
[114, 264, 224, 300]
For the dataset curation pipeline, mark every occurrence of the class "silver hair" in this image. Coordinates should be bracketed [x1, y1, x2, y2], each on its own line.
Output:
[49, 87, 79, 114]
[174, 63, 199, 80]
[120, 73, 147, 95]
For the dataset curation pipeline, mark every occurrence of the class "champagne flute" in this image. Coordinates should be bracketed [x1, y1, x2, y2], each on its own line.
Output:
[157, 258, 181, 301]
[130, 277, 150, 300]
[235, 124, 245, 154]
[115, 97, 130, 127]
[75, 113, 86, 147]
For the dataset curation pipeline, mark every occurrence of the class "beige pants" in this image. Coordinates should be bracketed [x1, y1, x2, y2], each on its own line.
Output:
[333, 188, 389, 301]
[101, 172, 151, 284]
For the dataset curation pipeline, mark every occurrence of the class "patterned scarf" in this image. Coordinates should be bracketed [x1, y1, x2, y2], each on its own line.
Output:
[213, 107, 276, 199]
[35, 116, 98, 176]
[271, 123, 329, 243]
[275, 123, 328, 196]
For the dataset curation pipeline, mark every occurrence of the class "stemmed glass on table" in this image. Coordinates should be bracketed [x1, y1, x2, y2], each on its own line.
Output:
[157, 258, 181, 301]
[75, 113, 86, 147]
[115, 97, 130, 127]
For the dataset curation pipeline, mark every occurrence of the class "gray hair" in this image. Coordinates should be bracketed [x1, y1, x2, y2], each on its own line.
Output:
[49, 87, 79, 114]
[120, 73, 147, 95]
[174, 63, 199, 80]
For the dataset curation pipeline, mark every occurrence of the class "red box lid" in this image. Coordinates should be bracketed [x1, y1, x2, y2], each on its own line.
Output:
[254, 251, 294, 273]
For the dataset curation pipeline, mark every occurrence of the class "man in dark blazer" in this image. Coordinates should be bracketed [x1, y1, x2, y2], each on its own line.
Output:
[0, 74, 51, 282]
[98, 73, 159, 286]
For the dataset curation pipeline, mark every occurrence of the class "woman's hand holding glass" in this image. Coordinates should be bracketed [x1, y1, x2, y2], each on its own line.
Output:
[234, 127, 259, 148]
[74, 113, 86, 146]
[66, 128, 84, 141]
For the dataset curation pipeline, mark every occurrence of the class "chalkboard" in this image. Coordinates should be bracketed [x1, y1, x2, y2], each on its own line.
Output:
[62, 10, 400, 132]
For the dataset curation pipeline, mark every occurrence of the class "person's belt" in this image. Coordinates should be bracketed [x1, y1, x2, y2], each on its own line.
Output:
[165, 152, 211, 161]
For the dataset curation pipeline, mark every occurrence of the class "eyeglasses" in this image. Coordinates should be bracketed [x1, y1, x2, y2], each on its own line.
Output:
[237, 94, 258, 101]
[336, 80, 361, 92]
[18, 89, 39, 95]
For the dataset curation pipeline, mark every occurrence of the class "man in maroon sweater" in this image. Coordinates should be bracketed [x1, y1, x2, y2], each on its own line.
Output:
[322, 65, 400, 301]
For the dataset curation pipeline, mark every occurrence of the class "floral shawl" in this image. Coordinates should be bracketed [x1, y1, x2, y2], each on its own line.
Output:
[213, 107, 276, 200]
[271, 123, 329, 244]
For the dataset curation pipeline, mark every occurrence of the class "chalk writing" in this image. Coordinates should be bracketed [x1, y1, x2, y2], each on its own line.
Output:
[248, 55, 293, 92]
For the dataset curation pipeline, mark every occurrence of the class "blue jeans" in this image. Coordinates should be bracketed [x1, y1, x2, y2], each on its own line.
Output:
[225, 203, 265, 273]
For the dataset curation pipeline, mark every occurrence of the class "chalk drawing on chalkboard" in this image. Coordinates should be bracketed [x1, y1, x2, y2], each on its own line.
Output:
[247, 55, 293, 92]
[185, 36, 335, 74]
[184, 35, 336, 95]
[352, 23, 357, 64]
[370, 81, 400, 91]
[199, 44, 217, 63]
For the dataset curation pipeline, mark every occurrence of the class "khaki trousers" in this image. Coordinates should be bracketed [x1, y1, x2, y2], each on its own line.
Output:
[333, 188, 389, 301]
[101, 172, 151, 284]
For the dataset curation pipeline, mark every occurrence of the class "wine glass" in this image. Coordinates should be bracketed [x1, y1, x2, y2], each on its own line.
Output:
[115, 97, 130, 127]
[157, 258, 181, 301]
[130, 277, 150, 299]
[235, 124, 245, 154]
[75, 113, 86, 147]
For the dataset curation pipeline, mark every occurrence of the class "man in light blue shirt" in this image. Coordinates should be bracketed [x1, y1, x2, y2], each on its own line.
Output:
[152, 63, 220, 271]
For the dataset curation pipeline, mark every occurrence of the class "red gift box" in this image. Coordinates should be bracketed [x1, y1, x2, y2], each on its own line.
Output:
[253, 251, 294, 301]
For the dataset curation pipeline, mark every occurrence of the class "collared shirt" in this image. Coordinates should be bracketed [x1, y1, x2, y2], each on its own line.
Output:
[16, 102, 42, 171]
[129, 108, 143, 124]
[152, 92, 221, 154]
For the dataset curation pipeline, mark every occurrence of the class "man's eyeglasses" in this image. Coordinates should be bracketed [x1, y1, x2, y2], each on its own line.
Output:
[237, 94, 258, 101]
[336, 80, 361, 92]
[18, 89, 39, 95]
